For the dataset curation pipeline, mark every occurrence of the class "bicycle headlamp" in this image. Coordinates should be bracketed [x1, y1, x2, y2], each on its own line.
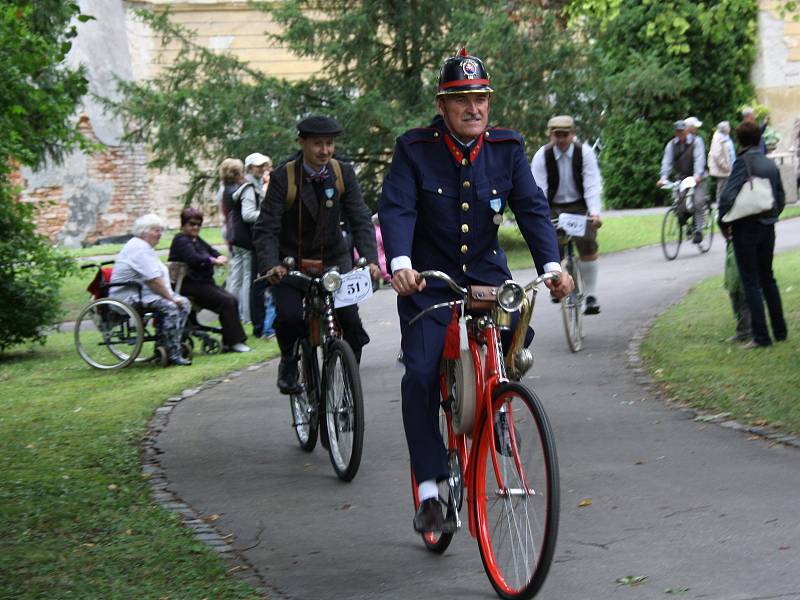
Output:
[321, 270, 342, 293]
[497, 281, 524, 312]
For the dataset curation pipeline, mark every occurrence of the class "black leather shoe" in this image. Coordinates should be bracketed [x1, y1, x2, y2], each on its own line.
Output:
[414, 498, 449, 533]
[692, 230, 703, 244]
[169, 356, 192, 366]
[584, 295, 600, 315]
[277, 357, 303, 395]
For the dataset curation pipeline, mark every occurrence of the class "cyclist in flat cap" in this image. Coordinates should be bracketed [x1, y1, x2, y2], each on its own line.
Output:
[378, 49, 572, 533]
[253, 115, 380, 394]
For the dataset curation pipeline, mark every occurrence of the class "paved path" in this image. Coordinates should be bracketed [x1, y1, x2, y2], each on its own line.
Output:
[159, 220, 800, 600]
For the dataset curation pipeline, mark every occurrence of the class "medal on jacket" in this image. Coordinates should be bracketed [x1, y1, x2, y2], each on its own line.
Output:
[324, 187, 335, 208]
[490, 197, 503, 225]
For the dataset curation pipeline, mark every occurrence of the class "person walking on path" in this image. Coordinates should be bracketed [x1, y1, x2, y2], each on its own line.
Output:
[718, 120, 787, 348]
[531, 114, 604, 314]
[378, 48, 572, 533]
[708, 121, 736, 202]
[253, 115, 380, 394]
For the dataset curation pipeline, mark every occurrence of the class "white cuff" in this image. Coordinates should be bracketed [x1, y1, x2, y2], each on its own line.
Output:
[390, 256, 412, 273]
[544, 262, 562, 273]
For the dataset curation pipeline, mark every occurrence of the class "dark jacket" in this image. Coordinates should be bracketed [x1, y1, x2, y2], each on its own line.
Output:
[378, 115, 560, 326]
[252, 158, 378, 273]
[223, 180, 258, 250]
[718, 147, 785, 226]
[168, 233, 220, 283]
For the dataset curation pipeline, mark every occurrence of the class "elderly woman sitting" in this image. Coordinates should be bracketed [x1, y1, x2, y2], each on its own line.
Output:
[168, 207, 251, 352]
[109, 214, 192, 366]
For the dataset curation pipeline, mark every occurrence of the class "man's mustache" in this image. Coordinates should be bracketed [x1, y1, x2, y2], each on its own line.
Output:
[462, 113, 483, 122]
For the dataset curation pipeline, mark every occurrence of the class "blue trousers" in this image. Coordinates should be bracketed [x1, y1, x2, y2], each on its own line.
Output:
[401, 309, 533, 484]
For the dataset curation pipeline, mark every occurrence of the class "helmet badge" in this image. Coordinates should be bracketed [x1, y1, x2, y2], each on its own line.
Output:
[461, 59, 479, 79]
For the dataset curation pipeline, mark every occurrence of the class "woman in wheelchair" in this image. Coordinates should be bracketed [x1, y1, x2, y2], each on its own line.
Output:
[168, 207, 251, 353]
[109, 214, 192, 366]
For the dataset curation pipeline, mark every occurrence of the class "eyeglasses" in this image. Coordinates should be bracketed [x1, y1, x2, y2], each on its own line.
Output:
[552, 131, 571, 138]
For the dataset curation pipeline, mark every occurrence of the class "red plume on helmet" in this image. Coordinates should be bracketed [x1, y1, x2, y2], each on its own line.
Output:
[437, 48, 493, 96]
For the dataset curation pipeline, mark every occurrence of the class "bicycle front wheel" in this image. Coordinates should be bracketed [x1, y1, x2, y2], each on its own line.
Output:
[661, 206, 682, 260]
[290, 339, 320, 452]
[473, 382, 559, 600]
[560, 253, 583, 353]
[323, 339, 364, 481]
[698, 204, 715, 253]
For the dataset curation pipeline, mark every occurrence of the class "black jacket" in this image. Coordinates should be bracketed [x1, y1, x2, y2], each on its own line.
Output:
[252, 159, 378, 273]
[168, 233, 220, 283]
[718, 147, 785, 226]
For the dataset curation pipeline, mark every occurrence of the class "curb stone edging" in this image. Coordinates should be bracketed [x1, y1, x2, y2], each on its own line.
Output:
[141, 360, 291, 600]
[627, 316, 800, 450]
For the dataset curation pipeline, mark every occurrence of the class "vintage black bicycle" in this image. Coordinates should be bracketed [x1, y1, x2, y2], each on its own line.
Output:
[270, 257, 367, 482]
[660, 178, 715, 260]
[551, 216, 586, 352]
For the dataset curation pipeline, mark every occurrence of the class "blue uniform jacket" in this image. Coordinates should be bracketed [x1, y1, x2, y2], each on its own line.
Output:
[378, 118, 560, 325]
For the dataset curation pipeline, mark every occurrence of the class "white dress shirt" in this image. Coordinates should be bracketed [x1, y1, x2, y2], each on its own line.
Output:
[530, 141, 603, 216]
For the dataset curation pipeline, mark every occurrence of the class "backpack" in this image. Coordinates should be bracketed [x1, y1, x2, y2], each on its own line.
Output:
[283, 158, 346, 210]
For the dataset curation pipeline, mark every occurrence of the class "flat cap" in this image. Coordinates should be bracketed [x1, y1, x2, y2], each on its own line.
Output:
[547, 115, 575, 132]
[297, 115, 343, 137]
[685, 116, 703, 129]
[674, 119, 687, 131]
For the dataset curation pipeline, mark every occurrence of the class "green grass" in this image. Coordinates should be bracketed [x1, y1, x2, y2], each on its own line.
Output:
[64, 227, 226, 259]
[640, 250, 800, 433]
[0, 332, 276, 599]
[501, 205, 800, 270]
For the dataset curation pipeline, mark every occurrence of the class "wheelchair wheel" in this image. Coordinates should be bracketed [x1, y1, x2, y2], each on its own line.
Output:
[181, 338, 194, 360]
[154, 346, 169, 367]
[201, 337, 222, 355]
[75, 299, 144, 370]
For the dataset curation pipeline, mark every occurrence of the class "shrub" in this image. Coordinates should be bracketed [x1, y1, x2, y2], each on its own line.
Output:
[0, 174, 75, 351]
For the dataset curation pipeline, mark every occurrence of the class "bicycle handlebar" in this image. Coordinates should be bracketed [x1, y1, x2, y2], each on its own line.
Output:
[80, 260, 115, 270]
[417, 270, 468, 297]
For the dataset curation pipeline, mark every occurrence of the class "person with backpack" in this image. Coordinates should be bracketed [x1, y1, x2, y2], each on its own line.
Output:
[252, 115, 380, 394]
[530, 115, 604, 315]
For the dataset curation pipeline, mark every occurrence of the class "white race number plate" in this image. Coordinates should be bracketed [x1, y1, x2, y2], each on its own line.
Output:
[333, 269, 373, 308]
[557, 212, 587, 237]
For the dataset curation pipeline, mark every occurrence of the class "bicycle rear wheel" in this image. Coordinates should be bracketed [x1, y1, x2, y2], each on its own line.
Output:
[560, 252, 583, 353]
[698, 204, 715, 253]
[473, 382, 559, 600]
[323, 339, 364, 481]
[661, 206, 682, 260]
[290, 339, 320, 452]
[410, 388, 463, 553]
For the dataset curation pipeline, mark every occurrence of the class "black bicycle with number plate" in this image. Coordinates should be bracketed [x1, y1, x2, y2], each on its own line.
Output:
[551, 217, 585, 352]
[660, 178, 715, 260]
[274, 257, 366, 482]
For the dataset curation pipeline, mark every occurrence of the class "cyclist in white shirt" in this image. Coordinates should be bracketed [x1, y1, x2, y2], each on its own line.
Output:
[531, 115, 603, 314]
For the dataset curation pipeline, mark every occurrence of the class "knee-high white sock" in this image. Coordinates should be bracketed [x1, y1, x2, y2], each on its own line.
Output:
[579, 259, 599, 298]
[418, 479, 439, 502]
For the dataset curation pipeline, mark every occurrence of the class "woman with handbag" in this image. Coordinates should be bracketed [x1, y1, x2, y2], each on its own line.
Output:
[718, 120, 787, 348]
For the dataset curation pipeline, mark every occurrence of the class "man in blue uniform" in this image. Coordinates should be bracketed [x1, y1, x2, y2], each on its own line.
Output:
[378, 49, 573, 533]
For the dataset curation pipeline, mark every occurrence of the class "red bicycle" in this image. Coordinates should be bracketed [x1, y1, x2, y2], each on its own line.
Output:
[409, 270, 560, 600]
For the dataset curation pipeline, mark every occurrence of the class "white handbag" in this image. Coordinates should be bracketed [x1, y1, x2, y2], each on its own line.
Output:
[721, 158, 775, 223]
